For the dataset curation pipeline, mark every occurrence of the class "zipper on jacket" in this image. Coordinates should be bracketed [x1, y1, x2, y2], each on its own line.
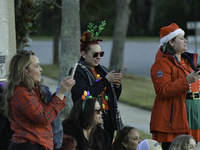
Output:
[169, 103, 173, 127]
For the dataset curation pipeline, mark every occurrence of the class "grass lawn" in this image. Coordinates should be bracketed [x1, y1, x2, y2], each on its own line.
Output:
[120, 74, 155, 111]
[41, 64, 154, 139]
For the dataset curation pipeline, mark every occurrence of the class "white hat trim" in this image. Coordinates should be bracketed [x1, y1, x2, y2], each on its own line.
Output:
[159, 28, 185, 47]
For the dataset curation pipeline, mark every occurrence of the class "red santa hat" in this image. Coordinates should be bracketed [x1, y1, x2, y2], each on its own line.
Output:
[159, 23, 185, 47]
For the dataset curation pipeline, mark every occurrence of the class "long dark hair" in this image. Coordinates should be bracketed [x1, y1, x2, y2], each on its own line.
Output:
[63, 98, 97, 129]
[112, 126, 136, 150]
[62, 98, 105, 150]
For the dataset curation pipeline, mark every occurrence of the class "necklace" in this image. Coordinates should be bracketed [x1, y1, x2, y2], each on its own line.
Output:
[90, 68, 109, 110]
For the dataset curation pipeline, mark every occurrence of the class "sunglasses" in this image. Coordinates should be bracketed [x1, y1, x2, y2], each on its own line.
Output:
[94, 108, 102, 114]
[93, 51, 104, 58]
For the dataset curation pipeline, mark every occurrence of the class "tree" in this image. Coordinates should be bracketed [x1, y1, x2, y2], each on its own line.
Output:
[59, 0, 80, 119]
[109, 0, 132, 71]
[15, 0, 55, 52]
[53, 0, 61, 64]
[0, 0, 16, 80]
[148, 0, 156, 34]
[80, 0, 115, 36]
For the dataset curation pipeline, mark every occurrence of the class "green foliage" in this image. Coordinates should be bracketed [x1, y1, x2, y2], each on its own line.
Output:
[80, 0, 115, 36]
[152, 0, 191, 36]
[15, 0, 55, 52]
[34, 0, 200, 37]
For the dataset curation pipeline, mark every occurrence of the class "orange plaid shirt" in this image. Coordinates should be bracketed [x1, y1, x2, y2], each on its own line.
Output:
[10, 86, 66, 150]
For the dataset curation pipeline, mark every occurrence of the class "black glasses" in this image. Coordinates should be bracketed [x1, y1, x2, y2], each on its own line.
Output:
[93, 51, 104, 58]
[94, 108, 102, 114]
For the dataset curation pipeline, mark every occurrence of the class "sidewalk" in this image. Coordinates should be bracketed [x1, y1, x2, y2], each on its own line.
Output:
[42, 75, 152, 135]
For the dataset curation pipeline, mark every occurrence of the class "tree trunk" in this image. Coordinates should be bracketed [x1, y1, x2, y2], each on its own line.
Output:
[53, 0, 61, 64]
[148, 0, 156, 33]
[0, 0, 16, 78]
[59, 0, 80, 119]
[109, 0, 131, 71]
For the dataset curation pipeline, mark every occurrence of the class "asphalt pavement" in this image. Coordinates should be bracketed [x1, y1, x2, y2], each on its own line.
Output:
[27, 39, 200, 77]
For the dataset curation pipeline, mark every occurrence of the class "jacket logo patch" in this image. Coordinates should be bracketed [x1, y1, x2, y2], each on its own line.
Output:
[157, 71, 163, 77]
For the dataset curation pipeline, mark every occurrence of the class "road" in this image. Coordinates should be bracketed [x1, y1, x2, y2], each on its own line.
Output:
[26, 39, 200, 77]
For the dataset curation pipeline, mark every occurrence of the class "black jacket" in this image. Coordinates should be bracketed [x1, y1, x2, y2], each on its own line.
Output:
[70, 61, 122, 130]
[63, 122, 112, 150]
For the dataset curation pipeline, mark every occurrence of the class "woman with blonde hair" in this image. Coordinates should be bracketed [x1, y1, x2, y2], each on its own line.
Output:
[168, 135, 197, 150]
[4, 50, 75, 150]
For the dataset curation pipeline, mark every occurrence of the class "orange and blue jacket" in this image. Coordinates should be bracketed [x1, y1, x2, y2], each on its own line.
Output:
[150, 48, 197, 134]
